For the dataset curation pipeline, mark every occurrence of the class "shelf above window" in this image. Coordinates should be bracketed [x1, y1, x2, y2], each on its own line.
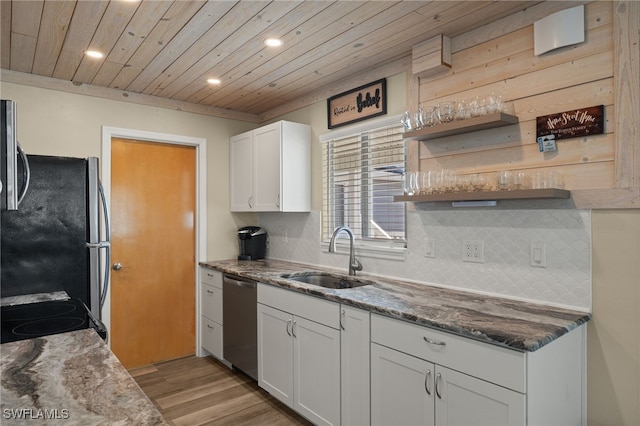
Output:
[394, 188, 570, 203]
[403, 112, 519, 141]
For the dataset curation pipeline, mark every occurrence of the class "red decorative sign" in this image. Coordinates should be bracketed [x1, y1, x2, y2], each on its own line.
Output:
[536, 105, 604, 140]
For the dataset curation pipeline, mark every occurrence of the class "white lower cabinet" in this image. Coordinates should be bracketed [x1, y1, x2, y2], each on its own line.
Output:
[340, 305, 371, 426]
[371, 313, 586, 426]
[255, 285, 585, 426]
[371, 343, 524, 426]
[434, 364, 525, 426]
[371, 343, 435, 426]
[257, 284, 341, 426]
[200, 268, 223, 359]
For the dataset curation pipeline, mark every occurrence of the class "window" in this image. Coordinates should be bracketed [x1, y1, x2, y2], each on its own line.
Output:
[321, 117, 406, 254]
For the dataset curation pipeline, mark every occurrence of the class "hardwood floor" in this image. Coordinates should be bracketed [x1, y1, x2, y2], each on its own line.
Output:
[130, 355, 312, 426]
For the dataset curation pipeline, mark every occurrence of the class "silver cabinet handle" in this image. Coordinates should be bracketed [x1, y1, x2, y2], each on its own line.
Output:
[112, 262, 123, 271]
[292, 320, 297, 338]
[286, 319, 292, 336]
[248, 196, 253, 209]
[425, 369, 432, 396]
[276, 193, 280, 208]
[207, 324, 214, 330]
[435, 372, 443, 399]
[206, 289, 214, 294]
[340, 309, 346, 330]
[424, 336, 446, 346]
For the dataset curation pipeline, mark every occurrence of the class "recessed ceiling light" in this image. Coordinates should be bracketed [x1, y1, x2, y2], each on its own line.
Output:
[85, 50, 104, 59]
[207, 78, 221, 85]
[264, 38, 283, 47]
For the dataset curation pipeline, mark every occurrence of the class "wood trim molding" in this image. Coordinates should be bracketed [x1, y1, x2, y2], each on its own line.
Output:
[613, 1, 640, 189]
[0, 69, 260, 123]
[406, 67, 420, 176]
[572, 187, 640, 209]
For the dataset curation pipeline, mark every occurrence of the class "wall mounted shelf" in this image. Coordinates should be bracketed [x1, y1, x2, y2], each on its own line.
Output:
[394, 188, 570, 203]
[403, 112, 519, 141]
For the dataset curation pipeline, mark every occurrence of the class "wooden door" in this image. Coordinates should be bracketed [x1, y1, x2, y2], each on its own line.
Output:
[110, 138, 196, 369]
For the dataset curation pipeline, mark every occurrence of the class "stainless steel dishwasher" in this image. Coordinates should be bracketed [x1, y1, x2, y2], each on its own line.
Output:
[222, 274, 258, 381]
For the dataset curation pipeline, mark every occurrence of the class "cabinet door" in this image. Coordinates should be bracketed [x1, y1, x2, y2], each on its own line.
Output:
[230, 131, 254, 211]
[435, 365, 525, 426]
[371, 343, 435, 426]
[257, 303, 294, 407]
[201, 316, 223, 359]
[293, 316, 341, 426]
[201, 283, 222, 324]
[341, 305, 370, 426]
[253, 122, 282, 211]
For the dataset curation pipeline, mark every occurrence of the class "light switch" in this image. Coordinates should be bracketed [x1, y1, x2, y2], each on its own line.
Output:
[425, 238, 435, 258]
[530, 242, 547, 268]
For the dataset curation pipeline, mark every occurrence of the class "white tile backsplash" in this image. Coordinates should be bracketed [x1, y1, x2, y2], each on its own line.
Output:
[259, 208, 591, 311]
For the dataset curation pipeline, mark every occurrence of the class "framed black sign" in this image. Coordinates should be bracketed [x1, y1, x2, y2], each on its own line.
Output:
[327, 79, 387, 129]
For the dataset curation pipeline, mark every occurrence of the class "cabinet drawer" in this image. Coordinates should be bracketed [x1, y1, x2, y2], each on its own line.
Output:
[201, 283, 222, 323]
[201, 268, 223, 288]
[201, 316, 223, 359]
[258, 283, 340, 329]
[371, 314, 526, 392]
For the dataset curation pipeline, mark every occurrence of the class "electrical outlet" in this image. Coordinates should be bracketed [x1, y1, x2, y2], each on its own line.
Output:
[530, 242, 547, 267]
[425, 238, 435, 258]
[463, 240, 484, 263]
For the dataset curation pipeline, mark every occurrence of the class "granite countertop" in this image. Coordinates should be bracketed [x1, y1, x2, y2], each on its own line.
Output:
[201, 259, 591, 352]
[0, 291, 70, 307]
[1, 329, 166, 425]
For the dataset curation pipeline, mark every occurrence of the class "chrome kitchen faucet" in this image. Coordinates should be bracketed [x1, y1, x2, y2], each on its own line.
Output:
[328, 226, 363, 276]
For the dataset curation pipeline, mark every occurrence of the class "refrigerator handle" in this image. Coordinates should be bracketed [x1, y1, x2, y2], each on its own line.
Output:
[16, 142, 30, 206]
[98, 180, 111, 310]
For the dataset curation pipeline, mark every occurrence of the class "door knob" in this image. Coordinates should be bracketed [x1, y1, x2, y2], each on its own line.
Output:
[112, 262, 123, 271]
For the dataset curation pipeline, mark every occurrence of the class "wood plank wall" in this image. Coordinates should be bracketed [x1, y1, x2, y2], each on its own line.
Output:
[409, 1, 640, 208]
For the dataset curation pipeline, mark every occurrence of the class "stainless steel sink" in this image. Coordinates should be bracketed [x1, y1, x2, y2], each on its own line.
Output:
[280, 272, 372, 289]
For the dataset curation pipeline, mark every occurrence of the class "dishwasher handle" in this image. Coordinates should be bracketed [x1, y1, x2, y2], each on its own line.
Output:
[223, 274, 257, 289]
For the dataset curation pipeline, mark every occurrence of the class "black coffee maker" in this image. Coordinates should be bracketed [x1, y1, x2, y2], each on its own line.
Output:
[237, 226, 267, 260]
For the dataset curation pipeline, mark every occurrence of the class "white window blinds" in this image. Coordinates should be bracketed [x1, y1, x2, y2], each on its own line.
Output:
[322, 122, 406, 246]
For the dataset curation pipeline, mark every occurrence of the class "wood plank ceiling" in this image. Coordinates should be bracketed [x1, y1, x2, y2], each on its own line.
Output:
[0, 1, 542, 120]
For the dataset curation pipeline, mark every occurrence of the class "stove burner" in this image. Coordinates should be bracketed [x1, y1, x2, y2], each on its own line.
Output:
[12, 317, 86, 336]
[1, 301, 78, 321]
[1, 298, 107, 344]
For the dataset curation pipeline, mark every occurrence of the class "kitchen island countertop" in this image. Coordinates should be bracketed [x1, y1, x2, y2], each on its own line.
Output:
[201, 258, 591, 352]
[1, 329, 166, 425]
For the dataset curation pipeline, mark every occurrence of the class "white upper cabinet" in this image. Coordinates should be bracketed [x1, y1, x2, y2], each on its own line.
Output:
[230, 121, 310, 212]
[229, 131, 254, 212]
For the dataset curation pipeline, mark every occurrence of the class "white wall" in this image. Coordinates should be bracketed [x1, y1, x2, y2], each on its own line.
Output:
[1, 81, 257, 261]
[259, 72, 591, 311]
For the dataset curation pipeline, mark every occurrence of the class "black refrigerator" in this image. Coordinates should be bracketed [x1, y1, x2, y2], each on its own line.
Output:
[1, 100, 109, 343]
